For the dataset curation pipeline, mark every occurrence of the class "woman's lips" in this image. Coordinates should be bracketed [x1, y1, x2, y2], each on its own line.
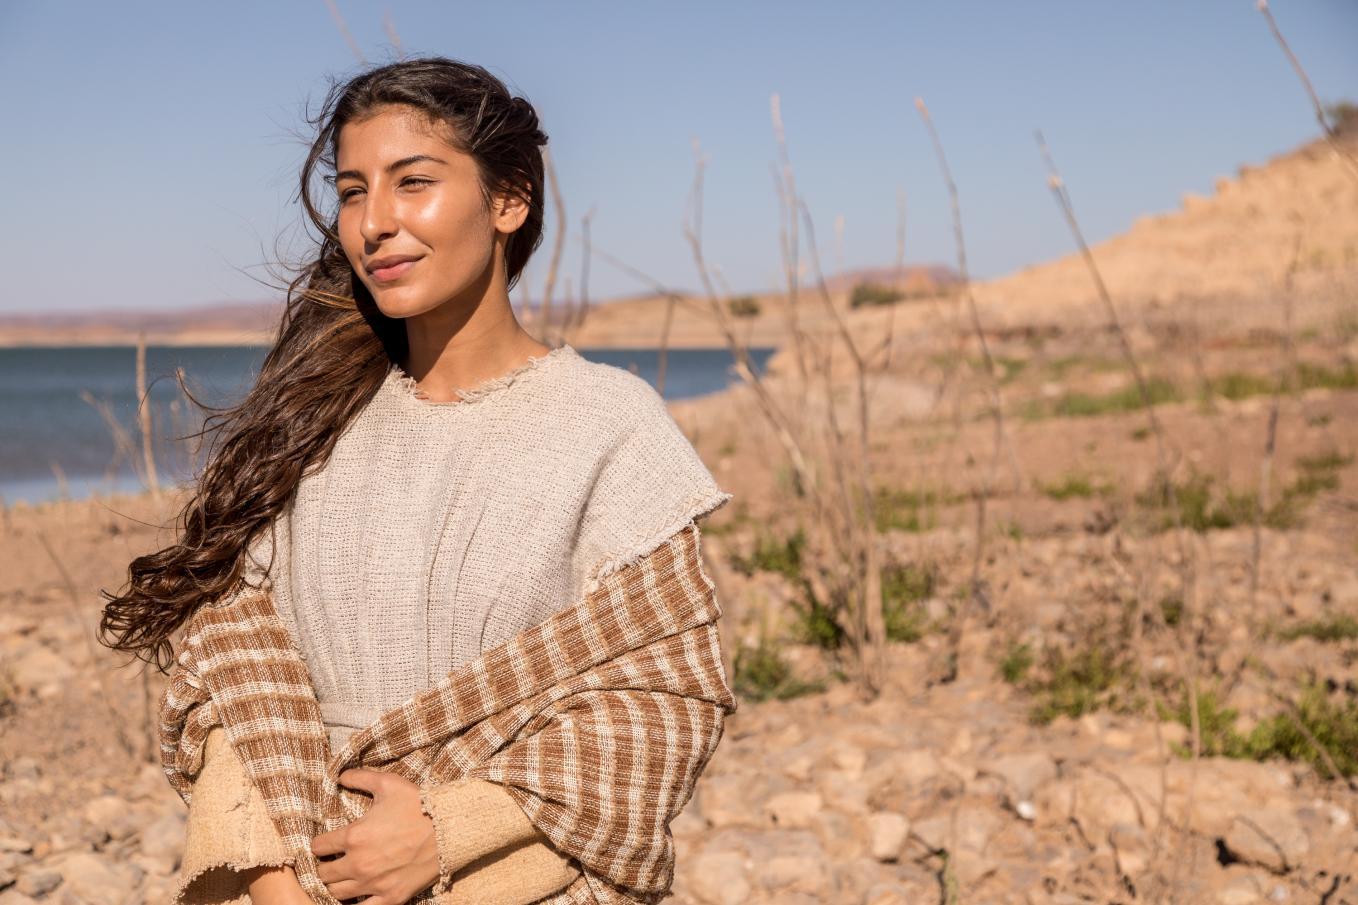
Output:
[371, 259, 419, 282]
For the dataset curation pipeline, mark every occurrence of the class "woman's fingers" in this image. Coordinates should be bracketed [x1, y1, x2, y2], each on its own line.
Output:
[311, 825, 347, 857]
[321, 877, 367, 901]
[314, 852, 352, 884]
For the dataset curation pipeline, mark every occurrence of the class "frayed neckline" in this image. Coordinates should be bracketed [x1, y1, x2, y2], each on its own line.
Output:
[386, 344, 577, 408]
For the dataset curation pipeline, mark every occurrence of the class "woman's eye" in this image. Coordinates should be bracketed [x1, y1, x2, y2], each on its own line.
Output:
[339, 179, 429, 202]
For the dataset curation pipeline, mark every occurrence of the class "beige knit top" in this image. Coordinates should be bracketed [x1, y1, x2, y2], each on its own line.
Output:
[239, 342, 733, 754]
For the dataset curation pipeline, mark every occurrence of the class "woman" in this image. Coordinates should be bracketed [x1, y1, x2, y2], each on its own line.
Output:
[100, 57, 735, 905]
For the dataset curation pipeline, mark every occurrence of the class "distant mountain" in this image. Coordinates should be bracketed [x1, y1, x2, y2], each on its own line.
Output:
[0, 299, 284, 345]
[0, 264, 959, 348]
[972, 135, 1358, 319]
[819, 265, 961, 296]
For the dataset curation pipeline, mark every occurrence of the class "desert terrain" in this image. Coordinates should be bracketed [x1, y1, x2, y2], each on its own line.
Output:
[2, 134, 1357, 904]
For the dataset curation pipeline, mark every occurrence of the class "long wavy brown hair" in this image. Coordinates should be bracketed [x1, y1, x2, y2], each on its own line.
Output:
[98, 57, 548, 671]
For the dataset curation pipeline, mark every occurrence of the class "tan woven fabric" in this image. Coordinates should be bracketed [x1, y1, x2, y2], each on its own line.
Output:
[242, 343, 734, 756]
[160, 522, 735, 905]
[179, 726, 580, 904]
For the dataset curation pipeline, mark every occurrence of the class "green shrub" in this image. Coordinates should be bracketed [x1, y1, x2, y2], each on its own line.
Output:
[882, 562, 938, 642]
[1246, 683, 1358, 778]
[786, 559, 941, 649]
[1167, 683, 1358, 778]
[999, 642, 1034, 684]
[1135, 470, 1252, 531]
[1051, 377, 1181, 418]
[1206, 372, 1275, 402]
[1158, 595, 1184, 628]
[874, 486, 964, 533]
[1328, 100, 1358, 137]
[733, 640, 825, 702]
[1039, 472, 1110, 501]
[1277, 614, 1358, 642]
[849, 282, 905, 309]
[1027, 642, 1138, 725]
[727, 295, 761, 317]
[789, 596, 845, 649]
[1163, 689, 1253, 759]
[730, 526, 805, 580]
[1134, 469, 1305, 533]
[1295, 361, 1358, 392]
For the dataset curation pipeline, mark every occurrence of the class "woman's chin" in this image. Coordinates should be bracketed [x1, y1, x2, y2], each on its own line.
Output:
[371, 294, 431, 321]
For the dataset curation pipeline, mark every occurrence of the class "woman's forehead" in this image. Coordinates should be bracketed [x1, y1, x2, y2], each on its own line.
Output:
[337, 107, 463, 162]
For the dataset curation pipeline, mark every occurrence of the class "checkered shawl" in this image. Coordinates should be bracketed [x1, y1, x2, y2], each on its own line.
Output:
[158, 522, 736, 905]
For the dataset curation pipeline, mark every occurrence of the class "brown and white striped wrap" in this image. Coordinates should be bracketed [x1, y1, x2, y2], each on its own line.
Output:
[158, 522, 736, 904]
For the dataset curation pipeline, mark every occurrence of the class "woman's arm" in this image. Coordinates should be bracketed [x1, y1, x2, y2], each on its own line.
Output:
[312, 768, 579, 903]
[243, 866, 311, 905]
[188, 728, 577, 905]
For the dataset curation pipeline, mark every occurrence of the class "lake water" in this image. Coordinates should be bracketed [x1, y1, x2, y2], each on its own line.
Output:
[0, 344, 775, 505]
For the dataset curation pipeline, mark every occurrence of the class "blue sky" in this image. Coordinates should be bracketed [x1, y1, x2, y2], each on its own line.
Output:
[2, 0, 1355, 314]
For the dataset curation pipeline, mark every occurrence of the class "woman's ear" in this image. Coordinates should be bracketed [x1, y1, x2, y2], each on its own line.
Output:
[492, 189, 530, 234]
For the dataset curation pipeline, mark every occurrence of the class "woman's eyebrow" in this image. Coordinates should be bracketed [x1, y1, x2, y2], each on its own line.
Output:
[333, 154, 447, 183]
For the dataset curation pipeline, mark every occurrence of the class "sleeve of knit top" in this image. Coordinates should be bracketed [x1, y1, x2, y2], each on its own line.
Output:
[176, 725, 291, 905]
[179, 726, 579, 905]
[572, 372, 733, 596]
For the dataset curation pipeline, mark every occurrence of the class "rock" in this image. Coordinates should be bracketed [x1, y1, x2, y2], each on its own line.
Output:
[0, 891, 39, 905]
[1217, 869, 1265, 904]
[816, 770, 868, 814]
[1223, 810, 1310, 873]
[982, 752, 1058, 803]
[14, 870, 60, 897]
[82, 796, 140, 843]
[670, 807, 707, 837]
[781, 752, 815, 783]
[911, 814, 949, 852]
[894, 749, 944, 787]
[0, 839, 31, 855]
[867, 812, 910, 862]
[1038, 770, 1143, 847]
[130, 852, 177, 878]
[8, 646, 74, 695]
[864, 883, 914, 905]
[806, 808, 858, 863]
[952, 806, 1004, 855]
[139, 813, 185, 866]
[1109, 822, 1151, 877]
[5, 760, 39, 783]
[697, 774, 761, 829]
[754, 845, 832, 896]
[53, 853, 139, 905]
[764, 791, 824, 829]
[829, 743, 867, 778]
[950, 852, 999, 886]
[687, 850, 751, 905]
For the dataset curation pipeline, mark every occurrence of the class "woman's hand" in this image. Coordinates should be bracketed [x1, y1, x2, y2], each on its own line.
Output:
[311, 768, 442, 905]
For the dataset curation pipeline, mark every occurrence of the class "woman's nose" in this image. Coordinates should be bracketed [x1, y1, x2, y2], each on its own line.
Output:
[360, 189, 398, 244]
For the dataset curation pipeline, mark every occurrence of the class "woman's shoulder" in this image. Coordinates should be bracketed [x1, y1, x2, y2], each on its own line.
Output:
[558, 348, 665, 403]
[549, 348, 680, 433]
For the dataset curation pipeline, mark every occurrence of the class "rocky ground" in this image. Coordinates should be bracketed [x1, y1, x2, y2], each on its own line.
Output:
[3, 329, 1358, 903]
[3, 137, 1358, 905]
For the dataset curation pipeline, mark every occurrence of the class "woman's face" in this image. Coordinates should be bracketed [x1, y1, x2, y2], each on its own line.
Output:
[334, 104, 525, 320]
